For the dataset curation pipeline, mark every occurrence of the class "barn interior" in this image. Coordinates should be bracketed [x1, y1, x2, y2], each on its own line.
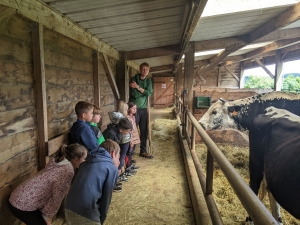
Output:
[1, 0, 300, 224]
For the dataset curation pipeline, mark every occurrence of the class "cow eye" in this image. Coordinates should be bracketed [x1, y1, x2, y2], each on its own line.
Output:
[212, 110, 217, 115]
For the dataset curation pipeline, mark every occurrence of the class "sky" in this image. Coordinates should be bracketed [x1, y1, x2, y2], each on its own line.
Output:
[244, 59, 300, 76]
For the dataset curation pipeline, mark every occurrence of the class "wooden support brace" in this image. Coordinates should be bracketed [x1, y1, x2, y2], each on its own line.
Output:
[100, 53, 120, 100]
[253, 57, 275, 79]
[224, 66, 240, 81]
[93, 50, 101, 107]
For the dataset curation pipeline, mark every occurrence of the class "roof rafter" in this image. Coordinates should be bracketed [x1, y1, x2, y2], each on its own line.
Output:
[197, 1, 300, 77]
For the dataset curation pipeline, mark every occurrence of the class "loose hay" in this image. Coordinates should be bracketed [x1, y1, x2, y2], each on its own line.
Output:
[105, 109, 195, 225]
[195, 143, 300, 225]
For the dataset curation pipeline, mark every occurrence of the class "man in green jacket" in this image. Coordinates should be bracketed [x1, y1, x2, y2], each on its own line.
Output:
[129, 62, 153, 159]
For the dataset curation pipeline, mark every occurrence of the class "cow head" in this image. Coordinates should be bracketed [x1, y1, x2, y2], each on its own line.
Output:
[198, 99, 242, 130]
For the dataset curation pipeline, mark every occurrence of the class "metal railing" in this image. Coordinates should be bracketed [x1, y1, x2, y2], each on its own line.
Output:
[175, 94, 277, 225]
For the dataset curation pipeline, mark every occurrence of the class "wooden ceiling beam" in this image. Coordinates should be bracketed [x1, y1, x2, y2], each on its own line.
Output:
[247, 2, 300, 42]
[197, 2, 300, 77]
[126, 45, 180, 60]
[253, 57, 275, 79]
[150, 64, 174, 73]
[174, 0, 208, 67]
[194, 28, 300, 52]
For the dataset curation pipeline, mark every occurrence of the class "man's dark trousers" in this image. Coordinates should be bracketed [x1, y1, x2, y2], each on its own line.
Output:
[135, 108, 148, 153]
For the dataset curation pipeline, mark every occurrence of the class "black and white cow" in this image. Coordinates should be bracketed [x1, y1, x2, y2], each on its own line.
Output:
[247, 106, 300, 224]
[199, 92, 300, 131]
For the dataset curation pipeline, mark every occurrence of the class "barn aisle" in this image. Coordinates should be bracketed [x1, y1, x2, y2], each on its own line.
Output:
[105, 106, 195, 225]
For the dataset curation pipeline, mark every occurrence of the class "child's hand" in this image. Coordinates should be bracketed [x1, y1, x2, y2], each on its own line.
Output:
[42, 215, 52, 225]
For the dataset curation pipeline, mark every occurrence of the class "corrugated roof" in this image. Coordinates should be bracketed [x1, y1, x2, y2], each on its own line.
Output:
[42, 0, 300, 71]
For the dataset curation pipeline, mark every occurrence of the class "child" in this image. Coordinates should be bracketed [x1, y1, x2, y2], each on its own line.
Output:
[103, 117, 133, 182]
[65, 139, 120, 225]
[89, 104, 105, 145]
[9, 144, 87, 225]
[127, 102, 140, 170]
[69, 101, 98, 152]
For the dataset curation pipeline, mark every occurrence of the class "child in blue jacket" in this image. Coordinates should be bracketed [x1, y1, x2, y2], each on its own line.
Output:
[65, 139, 120, 224]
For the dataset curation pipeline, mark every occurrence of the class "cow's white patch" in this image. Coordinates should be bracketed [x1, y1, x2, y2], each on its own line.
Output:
[265, 106, 300, 124]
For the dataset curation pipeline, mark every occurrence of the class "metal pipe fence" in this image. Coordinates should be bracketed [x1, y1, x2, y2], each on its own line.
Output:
[175, 94, 277, 225]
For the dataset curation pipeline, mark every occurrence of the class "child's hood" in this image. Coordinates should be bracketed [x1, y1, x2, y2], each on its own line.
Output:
[86, 147, 112, 163]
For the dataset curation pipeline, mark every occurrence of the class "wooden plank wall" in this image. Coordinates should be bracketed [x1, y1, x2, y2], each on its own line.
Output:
[0, 14, 119, 224]
[0, 14, 38, 224]
[218, 64, 240, 87]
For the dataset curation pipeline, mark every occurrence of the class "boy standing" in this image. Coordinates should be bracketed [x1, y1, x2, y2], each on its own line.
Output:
[89, 104, 105, 145]
[65, 139, 120, 225]
[129, 62, 153, 159]
[69, 101, 99, 152]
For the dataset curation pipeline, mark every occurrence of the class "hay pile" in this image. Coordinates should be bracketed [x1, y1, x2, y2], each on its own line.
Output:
[195, 143, 300, 225]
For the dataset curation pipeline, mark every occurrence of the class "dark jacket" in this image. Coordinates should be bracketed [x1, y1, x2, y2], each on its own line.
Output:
[89, 122, 105, 145]
[129, 73, 153, 109]
[102, 123, 122, 144]
[69, 119, 98, 152]
[65, 147, 118, 223]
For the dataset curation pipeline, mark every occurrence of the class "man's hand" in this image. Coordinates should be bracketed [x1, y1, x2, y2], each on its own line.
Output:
[130, 81, 139, 89]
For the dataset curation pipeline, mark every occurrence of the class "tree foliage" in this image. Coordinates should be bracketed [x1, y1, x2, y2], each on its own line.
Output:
[244, 75, 300, 92]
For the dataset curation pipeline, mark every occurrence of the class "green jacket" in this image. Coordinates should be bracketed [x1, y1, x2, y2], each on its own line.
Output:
[89, 122, 105, 145]
[129, 73, 153, 109]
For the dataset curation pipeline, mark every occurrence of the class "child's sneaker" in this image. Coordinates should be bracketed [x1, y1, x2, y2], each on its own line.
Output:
[125, 170, 136, 176]
[113, 186, 122, 192]
[131, 159, 136, 163]
[116, 182, 122, 187]
[131, 165, 140, 170]
[119, 174, 128, 182]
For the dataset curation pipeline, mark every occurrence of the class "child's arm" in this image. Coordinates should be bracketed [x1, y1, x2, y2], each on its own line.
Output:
[81, 127, 99, 151]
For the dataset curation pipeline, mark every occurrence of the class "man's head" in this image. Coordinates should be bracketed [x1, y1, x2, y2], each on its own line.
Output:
[75, 101, 94, 122]
[118, 118, 133, 135]
[100, 139, 120, 167]
[139, 62, 150, 77]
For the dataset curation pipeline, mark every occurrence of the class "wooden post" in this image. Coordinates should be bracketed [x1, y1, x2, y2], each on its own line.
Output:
[183, 42, 195, 111]
[93, 50, 101, 107]
[116, 51, 128, 101]
[275, 50, 284, 91]
[239, 61, 245, 88]
[32, 23, 48, 169]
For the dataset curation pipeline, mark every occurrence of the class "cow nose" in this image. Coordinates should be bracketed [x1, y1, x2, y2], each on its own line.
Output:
[199, 123, 206, 130]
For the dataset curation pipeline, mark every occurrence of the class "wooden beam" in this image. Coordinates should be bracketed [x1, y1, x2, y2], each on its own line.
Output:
[126, 45, 180, 60]
[239, 62, 245, 88]
[32, 23, 48, 169]
[1, 0, 119, 60]
[116, 51, 128, 101]
[176, 63, 183, 97]
[93, 50, 101, 107]
[174, 0, 208, 67]
[247, 2, 300, 43]
[150, 64, 173, 73]
[0, 6, 16, 33]
[244, 38, 300, 60]
[100, 53, 120, 100]
[183, 42, 195, 111]
[253, 57, 275, 79]
[195, 36, 247, 52]
[224, 66, 240, 81]
[275, 50, 283, 91]
[197, 3, 300, 77]
[198, 43, 245, 77]
[194, 28, 300, 52]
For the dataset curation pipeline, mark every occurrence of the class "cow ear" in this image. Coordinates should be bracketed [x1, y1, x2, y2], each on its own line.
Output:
[228, 106, 242, 115]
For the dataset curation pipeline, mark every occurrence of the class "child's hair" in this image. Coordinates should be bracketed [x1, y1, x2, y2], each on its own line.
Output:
[140, 62, 150, 70]
[118, 101, 128, 116]
[128, 102, 136, 110]
[100, 139, 120, 155]
[93, 104, 101, 115]
[54, 143, 87, 163]
[118, 118, 133, 130]
[75, 101, 94, 117]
